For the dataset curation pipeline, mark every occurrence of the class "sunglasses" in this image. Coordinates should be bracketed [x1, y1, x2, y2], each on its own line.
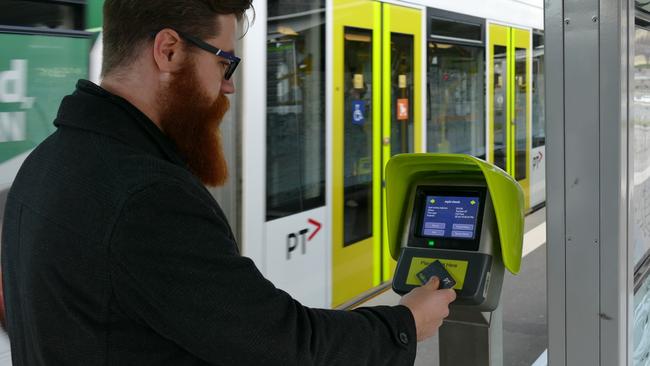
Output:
[154, 28, 241, 80]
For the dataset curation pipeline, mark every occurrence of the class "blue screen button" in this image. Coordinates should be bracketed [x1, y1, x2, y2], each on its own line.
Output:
[423, 229, 446, 237]
[452, 224, 475, 231]
[424, 222, 446, 229]
[451, 230, 474, 239]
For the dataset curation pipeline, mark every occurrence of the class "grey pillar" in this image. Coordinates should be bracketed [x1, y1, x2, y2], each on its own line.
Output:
[545, 0, 631, 364]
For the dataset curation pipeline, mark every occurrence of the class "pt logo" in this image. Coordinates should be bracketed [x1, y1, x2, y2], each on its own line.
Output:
[532, 151, 544, 170]
[0, 60, 35, 143]
[286, 219, 322, 260]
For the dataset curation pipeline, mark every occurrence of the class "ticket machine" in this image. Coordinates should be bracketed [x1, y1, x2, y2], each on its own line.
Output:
[386, 153, 525, 366]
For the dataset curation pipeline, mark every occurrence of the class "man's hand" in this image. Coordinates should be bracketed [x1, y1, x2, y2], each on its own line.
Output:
[399, 277, 457, 342]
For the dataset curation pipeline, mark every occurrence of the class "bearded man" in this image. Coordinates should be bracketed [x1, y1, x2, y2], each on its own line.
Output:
[1, 1, 455, 365]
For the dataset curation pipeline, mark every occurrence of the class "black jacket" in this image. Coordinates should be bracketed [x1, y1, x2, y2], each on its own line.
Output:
[1, 80, 417, 365]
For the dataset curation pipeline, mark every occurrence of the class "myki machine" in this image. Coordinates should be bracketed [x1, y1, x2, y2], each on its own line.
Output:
[386, 154, 525, 366]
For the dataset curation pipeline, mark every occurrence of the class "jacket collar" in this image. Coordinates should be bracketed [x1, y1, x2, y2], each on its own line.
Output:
[54, 80, 187, 167]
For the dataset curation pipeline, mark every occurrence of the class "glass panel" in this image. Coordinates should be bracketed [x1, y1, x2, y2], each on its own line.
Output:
[430, 17, 482, 41]
[266, 1, 326, 221]
[0, 0, 84, 31]
[427, 42, 485, 157]
[632, 27, 650, 269]
[391, 33, 414, 156]
[514, 47, 528, 181]
[632, 26, 650, 365]
[532, 33, 545, 149]
[343, 27, 373, 246]
[492, 45, 508, 170]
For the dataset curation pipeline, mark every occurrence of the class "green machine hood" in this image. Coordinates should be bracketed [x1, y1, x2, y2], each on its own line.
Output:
[385, 154, 525, 274]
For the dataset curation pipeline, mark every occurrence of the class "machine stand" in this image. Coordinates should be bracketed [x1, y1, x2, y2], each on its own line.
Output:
[439, 306, 503, 366]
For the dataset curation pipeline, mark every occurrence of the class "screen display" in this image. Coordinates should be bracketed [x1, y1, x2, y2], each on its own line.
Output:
[420, 196, 480, 240]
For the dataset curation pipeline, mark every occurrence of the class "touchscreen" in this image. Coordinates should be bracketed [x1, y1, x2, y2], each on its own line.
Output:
[421, 196, 480, 240]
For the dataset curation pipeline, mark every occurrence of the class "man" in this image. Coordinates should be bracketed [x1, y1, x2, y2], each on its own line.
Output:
[1, 1, 456, 365]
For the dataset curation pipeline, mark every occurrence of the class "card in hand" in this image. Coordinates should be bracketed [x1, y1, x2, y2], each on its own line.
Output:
[416, 260, 457, 289]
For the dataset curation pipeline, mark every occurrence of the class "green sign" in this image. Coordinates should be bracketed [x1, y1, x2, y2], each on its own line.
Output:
[86, 0, 105, 31]
[0, 33, 88, 185]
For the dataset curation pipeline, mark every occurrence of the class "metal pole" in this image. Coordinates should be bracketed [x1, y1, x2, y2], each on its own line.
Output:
[438, 306, 503, 366]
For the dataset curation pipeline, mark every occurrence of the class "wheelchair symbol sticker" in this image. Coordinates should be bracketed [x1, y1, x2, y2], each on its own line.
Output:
[352, 100, 365, 126]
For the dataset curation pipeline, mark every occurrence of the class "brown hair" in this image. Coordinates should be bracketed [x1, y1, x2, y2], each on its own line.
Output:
[102, 0, 253, 76]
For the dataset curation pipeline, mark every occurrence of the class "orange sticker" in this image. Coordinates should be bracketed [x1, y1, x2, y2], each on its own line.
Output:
[397, 98, 409, 121]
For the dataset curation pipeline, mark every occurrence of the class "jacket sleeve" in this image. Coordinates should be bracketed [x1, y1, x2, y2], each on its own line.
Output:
[109, 182, 417, 366]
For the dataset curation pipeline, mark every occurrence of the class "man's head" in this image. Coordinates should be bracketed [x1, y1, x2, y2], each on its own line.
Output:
[101, 0, 253, 186]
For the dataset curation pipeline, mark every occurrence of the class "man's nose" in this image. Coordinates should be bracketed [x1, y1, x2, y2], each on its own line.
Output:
[221, 78, 236, 94]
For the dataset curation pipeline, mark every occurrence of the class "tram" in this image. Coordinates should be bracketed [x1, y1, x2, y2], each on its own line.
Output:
[239, 0, 545, 309]
[0, 0, 544, 315]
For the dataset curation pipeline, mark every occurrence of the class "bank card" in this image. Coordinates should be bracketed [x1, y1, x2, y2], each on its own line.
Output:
[416, 260, 457, 289]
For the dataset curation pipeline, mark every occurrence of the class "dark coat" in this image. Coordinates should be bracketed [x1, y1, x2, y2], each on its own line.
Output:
[1, 80, 417, 365]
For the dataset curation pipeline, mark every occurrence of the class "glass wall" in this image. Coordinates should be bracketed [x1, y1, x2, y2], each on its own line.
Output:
[266, 0, 326, 221]
[632, 24, 650, 366]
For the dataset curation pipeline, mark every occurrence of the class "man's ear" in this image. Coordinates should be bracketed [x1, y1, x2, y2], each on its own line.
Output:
[152, 29, 186, 73]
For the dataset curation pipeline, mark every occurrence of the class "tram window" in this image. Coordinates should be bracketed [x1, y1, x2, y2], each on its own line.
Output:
[430, 17, 482, 41]
[342, 27, 374, 246]
[492, 45, 507, 169]
[532, 33, 545, 148]
[514, 48, 528, 181]
[266, 0, 326, 221]
[0, 0, 84, 31]
[391, 33, 415, 157]
[427, 42, 486, 158]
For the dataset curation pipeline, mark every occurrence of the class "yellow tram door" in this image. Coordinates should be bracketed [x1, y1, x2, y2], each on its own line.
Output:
[488, 24, 532, 209]
[380, 3, 423, 282]
[333, 0, 423, 306]
[333, 0, 381, 307]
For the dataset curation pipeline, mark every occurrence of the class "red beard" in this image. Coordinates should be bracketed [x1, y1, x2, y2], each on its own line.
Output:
[158, 61, 230, 187]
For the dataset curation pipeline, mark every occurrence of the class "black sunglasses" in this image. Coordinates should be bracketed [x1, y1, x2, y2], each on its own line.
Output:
[154, 28, 241, 80]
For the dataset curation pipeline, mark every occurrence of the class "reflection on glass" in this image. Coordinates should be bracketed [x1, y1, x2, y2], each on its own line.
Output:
[427, 42, 485, 157]
[633, 26, 650, 365]
[532, 33, 545, 148]
[343, 27, 373, 245]
[637, 1, 650, 15]
[266, 1, 326, 220]
[632, 27, 650, 269]
[634, 279, 650, 366]
[514, 47, 528, 181]
[391, 33, 414, 156]
[492, 45, 508, 170]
